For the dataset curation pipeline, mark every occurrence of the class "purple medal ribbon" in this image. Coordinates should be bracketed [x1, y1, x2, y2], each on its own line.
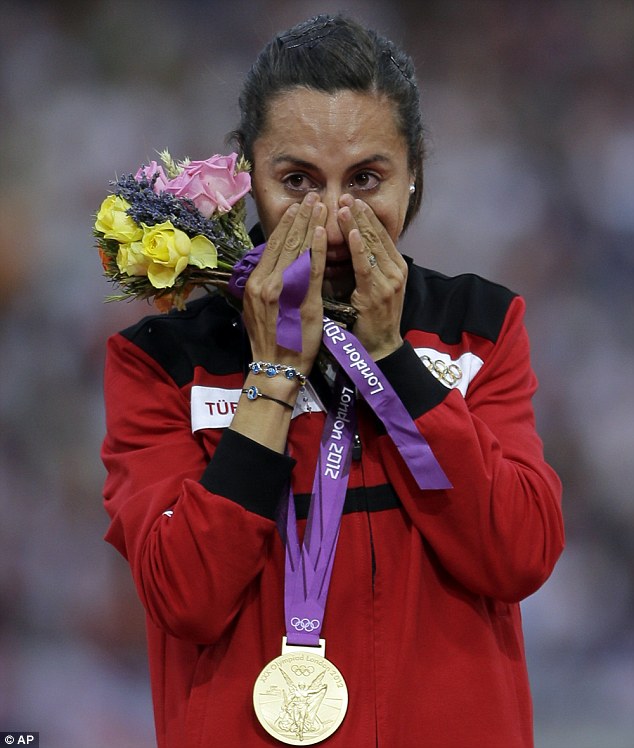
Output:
[279, 371, 356, 646]
[228, 243, 308, 353]
[227, 243, 265, 300]
[277, 251, 311, 352]
[321, 317, 451, 490]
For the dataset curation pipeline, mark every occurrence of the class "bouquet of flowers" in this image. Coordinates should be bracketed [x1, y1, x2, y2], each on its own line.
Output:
[94, 150, 254, 312]
[94, 150, 356, 323]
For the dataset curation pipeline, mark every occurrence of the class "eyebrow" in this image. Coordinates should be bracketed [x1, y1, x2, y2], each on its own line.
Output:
[272, 153, 392, 171]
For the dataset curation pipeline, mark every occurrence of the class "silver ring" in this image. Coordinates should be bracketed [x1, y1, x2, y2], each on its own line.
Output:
[368, 253, 377, 268]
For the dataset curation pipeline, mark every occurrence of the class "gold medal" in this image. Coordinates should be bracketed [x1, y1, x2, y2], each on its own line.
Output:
[253, 638, 348, 745]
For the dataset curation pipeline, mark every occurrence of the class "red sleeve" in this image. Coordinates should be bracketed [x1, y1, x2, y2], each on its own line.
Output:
[101, 333, 292, 644]
[376, 295, 564, 602]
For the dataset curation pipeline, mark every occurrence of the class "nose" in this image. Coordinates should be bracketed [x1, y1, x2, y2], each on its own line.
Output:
[322, 187, 345, 246]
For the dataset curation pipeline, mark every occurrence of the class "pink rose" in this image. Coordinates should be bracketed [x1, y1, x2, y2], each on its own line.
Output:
[162, 153, 251, 218]
[135, 161, 170, 193]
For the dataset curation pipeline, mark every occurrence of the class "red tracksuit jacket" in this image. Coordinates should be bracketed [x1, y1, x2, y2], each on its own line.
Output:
[102, 260, 564, 747]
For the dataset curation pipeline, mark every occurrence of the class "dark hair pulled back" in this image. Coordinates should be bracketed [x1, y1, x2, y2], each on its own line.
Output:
[232, 14, 425, 229]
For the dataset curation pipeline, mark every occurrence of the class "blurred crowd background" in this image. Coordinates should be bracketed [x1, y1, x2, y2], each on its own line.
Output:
[1, 0, 632, 746]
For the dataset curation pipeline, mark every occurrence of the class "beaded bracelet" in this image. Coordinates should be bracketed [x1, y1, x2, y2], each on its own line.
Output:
[242, 386, 294, 411]
[249, 361, 307, 387]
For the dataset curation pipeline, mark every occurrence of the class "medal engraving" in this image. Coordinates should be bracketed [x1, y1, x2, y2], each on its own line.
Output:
[253, 647, 348, 745]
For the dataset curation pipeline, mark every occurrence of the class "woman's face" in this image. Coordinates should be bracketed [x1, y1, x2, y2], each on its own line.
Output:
[250, 88, 413, 300]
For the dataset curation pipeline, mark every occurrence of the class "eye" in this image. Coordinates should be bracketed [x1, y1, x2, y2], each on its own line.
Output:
[282, 173, 318, 193]
[348, 171, 381, 192]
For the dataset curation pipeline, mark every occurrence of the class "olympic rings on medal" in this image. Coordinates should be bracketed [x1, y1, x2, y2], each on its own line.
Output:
[290, 617, 321, 632]
[421, 355, 463, 387]
[291, 664, 315, 676]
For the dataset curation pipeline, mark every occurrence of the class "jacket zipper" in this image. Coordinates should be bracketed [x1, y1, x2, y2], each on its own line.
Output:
[352, 430, 377, 590]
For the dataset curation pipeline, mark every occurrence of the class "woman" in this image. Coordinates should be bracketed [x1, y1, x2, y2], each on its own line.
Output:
[102, 14, 564, 748]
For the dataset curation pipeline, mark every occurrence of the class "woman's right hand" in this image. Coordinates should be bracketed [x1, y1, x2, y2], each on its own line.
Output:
[230, 194, 327, 452]
[242, 192, 327, 377]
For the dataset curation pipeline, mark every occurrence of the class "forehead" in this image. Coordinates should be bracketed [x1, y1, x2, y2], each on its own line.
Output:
[255, 88, 406, 166]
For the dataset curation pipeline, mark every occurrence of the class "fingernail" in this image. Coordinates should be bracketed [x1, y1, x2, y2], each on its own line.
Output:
[305, 192, 318, 205]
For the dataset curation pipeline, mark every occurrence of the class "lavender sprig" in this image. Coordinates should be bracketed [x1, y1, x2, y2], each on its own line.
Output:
[113, 173, 248, 263]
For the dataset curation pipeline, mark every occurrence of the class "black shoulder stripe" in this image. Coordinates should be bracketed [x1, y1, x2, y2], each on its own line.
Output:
[119, 294, 245, 387]
[401, 260, 517, 345]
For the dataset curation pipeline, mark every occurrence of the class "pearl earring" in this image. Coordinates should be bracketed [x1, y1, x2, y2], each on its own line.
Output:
[409, 183, 416, 194]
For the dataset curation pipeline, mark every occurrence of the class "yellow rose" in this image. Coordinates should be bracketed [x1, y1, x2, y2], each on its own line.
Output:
[95, 195, 143, 243]
[141, 222, 189, 288]
[116, 242, 150, 276]
[140, 221, 216, 288]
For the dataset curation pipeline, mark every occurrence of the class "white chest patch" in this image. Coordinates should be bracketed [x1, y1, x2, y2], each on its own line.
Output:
[190, 383, 324, 432]
[191, 386, 240, 431]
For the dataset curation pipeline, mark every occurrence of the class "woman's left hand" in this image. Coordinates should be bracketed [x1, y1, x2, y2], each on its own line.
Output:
[337, 197, 408, 360]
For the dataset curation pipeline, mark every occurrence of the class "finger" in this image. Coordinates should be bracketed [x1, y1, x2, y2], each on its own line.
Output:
[352, 200, 408, 278]
[336, 201, 360, 245]
[252, 192, 321, 277]
[303, 201, 327, 256]
[273, 193, 322, 271]
[337, 198, 387, 263]
[338, 201, 388, 279]
[252, 202, 300, 277]
[337, 203, 384, 292]
[347, 227, 378, 296]
[351, 201, 400, 267]
[307, 225, 327, 296]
